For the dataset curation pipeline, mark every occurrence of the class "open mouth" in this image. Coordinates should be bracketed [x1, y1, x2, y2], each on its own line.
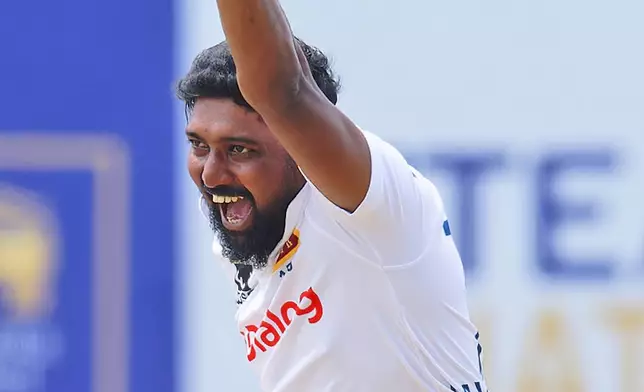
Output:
[211, 194, 254, 231]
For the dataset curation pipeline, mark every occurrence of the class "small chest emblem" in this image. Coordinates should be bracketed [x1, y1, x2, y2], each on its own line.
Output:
[272, 229, 300, 275]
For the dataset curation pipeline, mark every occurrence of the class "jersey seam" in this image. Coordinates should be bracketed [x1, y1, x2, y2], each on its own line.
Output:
[381, 231, 439, 271]
[308, 216, 435, 388]
[306, 217, 387, 273]
[380, 263, 438, 389]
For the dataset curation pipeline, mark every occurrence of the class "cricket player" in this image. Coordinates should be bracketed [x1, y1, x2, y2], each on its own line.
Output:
[176, 1, 488, 391]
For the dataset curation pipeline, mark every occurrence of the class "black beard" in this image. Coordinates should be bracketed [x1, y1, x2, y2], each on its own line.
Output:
[207, 194, 291, 269]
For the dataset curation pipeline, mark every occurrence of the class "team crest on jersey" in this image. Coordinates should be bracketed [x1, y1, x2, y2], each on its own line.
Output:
[272, 229, 300, 275]
[234, 264, 254, 306]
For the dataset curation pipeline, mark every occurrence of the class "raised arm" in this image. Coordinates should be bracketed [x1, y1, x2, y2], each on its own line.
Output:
[216, 0, 371, 212]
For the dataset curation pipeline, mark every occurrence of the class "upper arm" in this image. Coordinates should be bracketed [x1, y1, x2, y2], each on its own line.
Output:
[254, 78, 372, 213]
[215, 0, 372, 212]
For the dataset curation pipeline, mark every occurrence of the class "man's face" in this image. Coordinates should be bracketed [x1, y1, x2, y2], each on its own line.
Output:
[186, 98, 305, 268]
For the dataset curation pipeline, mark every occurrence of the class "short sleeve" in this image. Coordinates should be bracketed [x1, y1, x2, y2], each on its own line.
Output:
[308, 131, 448, 266]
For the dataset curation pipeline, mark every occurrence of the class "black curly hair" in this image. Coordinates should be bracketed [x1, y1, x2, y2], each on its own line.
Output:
[176, 37, 340, 117]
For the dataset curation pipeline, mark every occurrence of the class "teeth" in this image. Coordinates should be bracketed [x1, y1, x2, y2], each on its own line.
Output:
[226, 216, 242, 224]
[212, 195, 244, 204]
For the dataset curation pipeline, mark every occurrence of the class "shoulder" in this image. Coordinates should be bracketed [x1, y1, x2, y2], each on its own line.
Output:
[361, 129, 403, 161]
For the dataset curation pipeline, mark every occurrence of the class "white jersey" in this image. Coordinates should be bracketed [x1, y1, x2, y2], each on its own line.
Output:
[206, 131, 487, 392]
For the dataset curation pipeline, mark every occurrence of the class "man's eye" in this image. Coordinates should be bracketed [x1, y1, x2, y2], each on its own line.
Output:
[189, 139, 209, 150]
[230, 145, 250, 155]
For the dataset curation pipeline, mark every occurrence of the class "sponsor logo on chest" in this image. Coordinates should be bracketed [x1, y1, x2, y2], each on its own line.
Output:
[240, 287, 323, 362]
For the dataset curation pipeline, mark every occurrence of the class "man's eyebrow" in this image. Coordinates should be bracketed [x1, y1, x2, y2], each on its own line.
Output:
[219, 136, 260, 146]
[184, 132, 259, 146]
[185, 130, 201, 139]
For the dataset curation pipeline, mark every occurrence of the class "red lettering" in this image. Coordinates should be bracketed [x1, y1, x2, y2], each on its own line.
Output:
[249, 325, 266, 351]
[259, 320, 280, 347]
[280, 301, 299, 326]
[241, 287, 324, 362]
[241, 330, 256, 362]
[266, 310, 286, 333]
[299, 287, 323, 324]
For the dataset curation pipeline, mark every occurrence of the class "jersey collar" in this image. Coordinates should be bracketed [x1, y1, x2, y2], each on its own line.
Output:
[267, 183, 311, 266]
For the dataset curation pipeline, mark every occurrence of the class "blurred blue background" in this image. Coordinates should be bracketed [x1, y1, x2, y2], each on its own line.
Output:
[0, 0, 174, 391]
[2, 0, 644, 391]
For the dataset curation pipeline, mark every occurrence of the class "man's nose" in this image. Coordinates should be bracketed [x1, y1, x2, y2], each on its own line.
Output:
[201, 151, 235, 189]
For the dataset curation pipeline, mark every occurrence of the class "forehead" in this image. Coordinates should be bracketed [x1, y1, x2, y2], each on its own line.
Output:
[186, 97, 268, 141]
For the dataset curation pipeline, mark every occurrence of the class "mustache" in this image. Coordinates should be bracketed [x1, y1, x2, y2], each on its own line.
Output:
[202, 184, 253, 199]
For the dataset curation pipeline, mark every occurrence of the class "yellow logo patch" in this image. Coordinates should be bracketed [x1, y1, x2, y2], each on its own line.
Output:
[272, 229, 300, 273]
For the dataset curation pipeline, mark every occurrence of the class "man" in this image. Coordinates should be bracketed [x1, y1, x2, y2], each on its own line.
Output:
[176, 1, 488, 391]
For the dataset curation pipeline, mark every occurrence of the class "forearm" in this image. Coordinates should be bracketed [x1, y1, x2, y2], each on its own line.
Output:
[215, 0, 372, 213]
[216, 0, 303, 105]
